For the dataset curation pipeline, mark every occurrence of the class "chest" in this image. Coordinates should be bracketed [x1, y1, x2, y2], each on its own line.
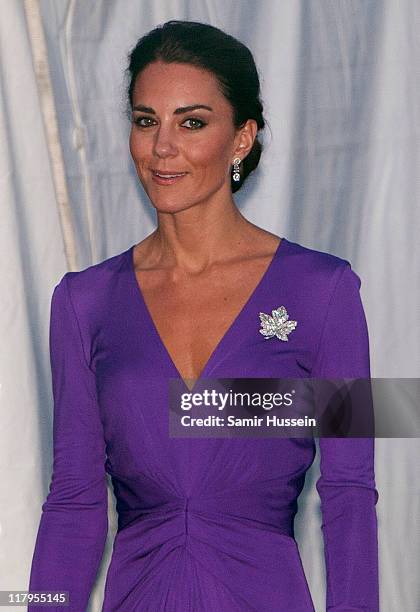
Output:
[134, 263, 269, 382]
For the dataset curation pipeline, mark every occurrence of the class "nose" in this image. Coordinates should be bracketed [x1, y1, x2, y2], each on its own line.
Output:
[152, 123, 178, 158]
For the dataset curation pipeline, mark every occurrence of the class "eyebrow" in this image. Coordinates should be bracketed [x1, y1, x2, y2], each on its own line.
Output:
[132, 104, 213, 114]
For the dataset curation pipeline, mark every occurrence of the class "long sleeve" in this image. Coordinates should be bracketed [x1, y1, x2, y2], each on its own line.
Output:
[28, 273, 108, 611]
[312, 263, 379, 611]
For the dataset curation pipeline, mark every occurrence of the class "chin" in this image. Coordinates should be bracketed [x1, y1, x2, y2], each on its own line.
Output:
[148, 195, 195, 214]
[160, 202, 199, 214]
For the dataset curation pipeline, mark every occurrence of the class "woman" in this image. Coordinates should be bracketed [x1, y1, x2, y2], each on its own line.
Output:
[29, 20, 379, 611]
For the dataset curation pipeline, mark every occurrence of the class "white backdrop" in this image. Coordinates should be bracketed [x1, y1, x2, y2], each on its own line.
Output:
[1, 1, 419, 610]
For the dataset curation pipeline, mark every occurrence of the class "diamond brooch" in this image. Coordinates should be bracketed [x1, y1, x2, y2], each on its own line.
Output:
[259, 306, 297, 341]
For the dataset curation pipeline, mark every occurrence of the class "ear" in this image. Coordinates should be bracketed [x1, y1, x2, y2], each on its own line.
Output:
[232, 119, 258, 161]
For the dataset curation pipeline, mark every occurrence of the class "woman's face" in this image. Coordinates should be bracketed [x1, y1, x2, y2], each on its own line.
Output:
[129, 60, 255, 213]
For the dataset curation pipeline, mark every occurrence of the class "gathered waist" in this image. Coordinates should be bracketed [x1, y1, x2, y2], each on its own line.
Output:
[115, 486, 296, 538]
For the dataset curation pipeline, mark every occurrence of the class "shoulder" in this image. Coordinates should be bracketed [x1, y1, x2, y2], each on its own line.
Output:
[279, 239, 368, 375]
[282, 237, 362, 293]
[52, 244, 132, 318]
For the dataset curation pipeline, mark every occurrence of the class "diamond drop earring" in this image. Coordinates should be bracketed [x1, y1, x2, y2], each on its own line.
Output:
[232, 157, 241, 182]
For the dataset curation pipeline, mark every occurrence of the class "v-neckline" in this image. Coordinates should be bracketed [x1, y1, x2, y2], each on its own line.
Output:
[126, 237, 287, 392]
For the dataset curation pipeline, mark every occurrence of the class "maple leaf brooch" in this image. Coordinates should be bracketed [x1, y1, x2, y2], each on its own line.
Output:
[258, 306, 297, 341]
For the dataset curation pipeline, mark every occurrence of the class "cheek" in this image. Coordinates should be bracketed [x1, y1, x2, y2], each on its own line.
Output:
[189, 137, 230, 173]
[129, 130, 146, 162]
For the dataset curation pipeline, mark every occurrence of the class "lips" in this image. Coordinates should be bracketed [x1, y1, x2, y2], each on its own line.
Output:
[151, 170, 188, 185]
[152, 170, 187, 177]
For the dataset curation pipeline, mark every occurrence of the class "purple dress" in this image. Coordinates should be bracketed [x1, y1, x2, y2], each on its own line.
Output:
[28, 237, 379, 611]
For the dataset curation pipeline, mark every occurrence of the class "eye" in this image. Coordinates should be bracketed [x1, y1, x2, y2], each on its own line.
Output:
[132, 116, 207, 130]
[182, 118, 206, 130]
[132, 116, 154, 127]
